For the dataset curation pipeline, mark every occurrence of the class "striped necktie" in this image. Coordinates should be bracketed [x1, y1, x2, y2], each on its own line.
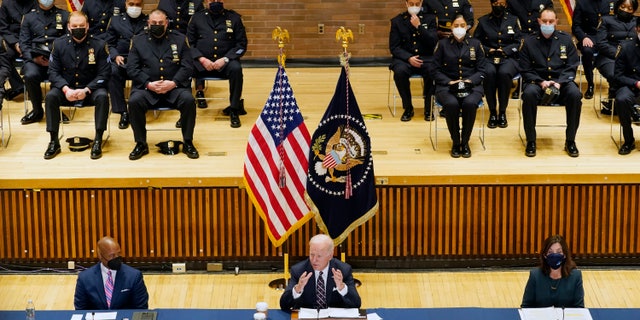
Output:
[105, 270, 114, 309]
[316, 271, 327, 309]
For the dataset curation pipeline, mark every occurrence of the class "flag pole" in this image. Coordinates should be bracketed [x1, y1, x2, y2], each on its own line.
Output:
[267, 26, 291, 291]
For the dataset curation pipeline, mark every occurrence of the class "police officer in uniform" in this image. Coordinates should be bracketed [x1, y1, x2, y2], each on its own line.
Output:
[19, 0, 69, 125]
[105, 0, 148, 129]
[613, 18, 640, 155]
[422, 0, 473, 39]
[595, 0, 638, 115]
[431, 14, 486, 158]
[0, 0, 36, 100]
[82, 0, 125, 40]
[389, 0, 438, 122]
[127, 9, 199, 160]
[43, 11, 111, 160]
[572, 0, 615, 99]
[473, 0, 521, 129]
[519, 8, 582, 158]
[188, 0, 247, 128]
[507, 0, 553, 34]
[157, 0, 203, 33]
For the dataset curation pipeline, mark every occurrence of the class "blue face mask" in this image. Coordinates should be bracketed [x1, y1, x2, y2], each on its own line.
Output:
[540, 24, 555, 37]
[545, 253, 565, 270]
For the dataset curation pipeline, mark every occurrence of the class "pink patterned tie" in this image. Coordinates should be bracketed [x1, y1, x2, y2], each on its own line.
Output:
[105, 270, 114, 309]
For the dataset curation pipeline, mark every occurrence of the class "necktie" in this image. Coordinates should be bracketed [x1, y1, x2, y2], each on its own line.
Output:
[316, 271, 327, 309]
[105, 270, 114, 309]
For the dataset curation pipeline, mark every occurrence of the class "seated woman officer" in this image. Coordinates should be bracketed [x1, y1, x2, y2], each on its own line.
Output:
[521, 234, 585, 308]
[431, 14, 487, 158]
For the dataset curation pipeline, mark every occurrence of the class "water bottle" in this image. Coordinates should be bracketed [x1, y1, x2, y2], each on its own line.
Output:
[25, 299, 35, 320]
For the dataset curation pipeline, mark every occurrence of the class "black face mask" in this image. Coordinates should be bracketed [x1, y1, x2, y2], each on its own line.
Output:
[149, 24, 166, 38]
[491, 5, 505, 16]
[70, 28, 86, 40]
[618, 10, 634, 23]
[209, 2, 224, 14]
[107, 256, 123, 270]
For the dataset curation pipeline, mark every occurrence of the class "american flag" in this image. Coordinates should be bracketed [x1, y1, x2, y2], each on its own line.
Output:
[561, 0, 576, 24]
[243, 65, 313, 247]
[66, 0, 83, 11]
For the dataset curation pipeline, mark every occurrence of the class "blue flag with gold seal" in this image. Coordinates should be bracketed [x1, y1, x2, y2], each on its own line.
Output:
[305, 66, 378, 245]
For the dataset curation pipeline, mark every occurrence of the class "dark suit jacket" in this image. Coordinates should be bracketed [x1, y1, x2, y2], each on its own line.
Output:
[74, 263, 149, 310]
[279, 258, 361, 311]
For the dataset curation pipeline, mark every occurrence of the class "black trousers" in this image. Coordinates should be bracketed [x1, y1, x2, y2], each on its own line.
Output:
[107, 63, 128, 114]
[195, 60, 243, 111]
[615, 86, 639, 145]
[390, 59, 432, 113]
[483, 59, 518, 114]
[128, 88, 196, 143]
[435, 89, 482, 146]
[23, 61, 48, 113]
[521, 81, 582, 142]
[576, 41, 596, 86]
[45, 87, 110, 136]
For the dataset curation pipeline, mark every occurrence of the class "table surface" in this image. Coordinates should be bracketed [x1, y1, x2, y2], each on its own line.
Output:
[0, 308, 638, 320]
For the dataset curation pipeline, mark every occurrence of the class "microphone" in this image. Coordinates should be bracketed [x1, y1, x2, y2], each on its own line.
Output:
[317, 307, 320, 320]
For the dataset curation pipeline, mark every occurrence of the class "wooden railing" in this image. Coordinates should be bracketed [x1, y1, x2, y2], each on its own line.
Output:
[1, 184, 639, 266]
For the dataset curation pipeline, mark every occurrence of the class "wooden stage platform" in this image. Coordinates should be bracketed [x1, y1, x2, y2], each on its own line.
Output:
[0, 66, 639, 188]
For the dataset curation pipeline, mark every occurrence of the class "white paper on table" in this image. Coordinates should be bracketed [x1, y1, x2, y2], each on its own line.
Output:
[84, 311, 118, 320]
[563, 308, 593, 320]
[298, 308, 361, 319]
[70, 314, 83, 320]
[519, 307, 563, 320]
[366, 312, 383, 320]
[327, 308, 360, 318]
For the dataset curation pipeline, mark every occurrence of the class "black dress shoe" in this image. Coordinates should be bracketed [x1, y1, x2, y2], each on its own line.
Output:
[175, 119, 182, 128]
[5, 88, 23, 101]
[511, 90, 520, 100]
[632, 107, 640, 124]
[450, 144, 461, 158]
[90, 140, 102, 160]
[44, 141, 61, 160]
[584, 85, 594, 100]
[601, 100, 614, 115]
[618, 142, 636, 155]
[424, 112, 434, 121]
[222, 99, 247, 116]
[498, 114, 508, 128]
[196, 90, 208, 109]
[129, 142, 149, 160]
[183, 142, 200, 159]
[487, 115, 498, 129]
[118, 112, 129, 129]
[230, 111, 241, 128]
[460, 144, 471, 158]
[400, 109, 414, 122]
[21, 110, 43, 125]
[61, 112, 70, 124]
[525, 141, 536, 157]
[565, 141, 579, 157]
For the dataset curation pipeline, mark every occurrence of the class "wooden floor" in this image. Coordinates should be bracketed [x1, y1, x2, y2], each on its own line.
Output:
[1, 66, 639, 189]
[1, 268, 640, 310]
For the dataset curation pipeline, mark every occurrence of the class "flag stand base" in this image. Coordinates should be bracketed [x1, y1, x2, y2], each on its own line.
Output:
[269, 278, 286, 290]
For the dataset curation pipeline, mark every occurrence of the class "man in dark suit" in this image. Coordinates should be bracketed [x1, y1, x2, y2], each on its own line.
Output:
[280, 234, 361, 311]
[74, 236, 149, 310]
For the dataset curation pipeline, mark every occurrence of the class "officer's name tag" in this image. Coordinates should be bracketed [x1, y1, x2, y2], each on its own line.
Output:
[452, 1, 459, 7]
[507, 26, 514, 34]
[560, 45, 567, 59]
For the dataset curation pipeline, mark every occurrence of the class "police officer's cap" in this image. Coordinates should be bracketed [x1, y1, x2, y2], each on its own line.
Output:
[66, 136, 93, 152]
[156, 140, 183, 155]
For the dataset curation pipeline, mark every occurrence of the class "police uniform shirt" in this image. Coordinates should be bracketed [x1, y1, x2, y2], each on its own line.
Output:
[614, 37, 640, 90]
[81, 0, 126, 39]
[519, 31, 578, 85]
[423, 0, 474, 29]
[0, 0, 37, 47]
[105, 12, 148, 59]
[157, 0, 203, 33]
[595, 15, 637, 60]
[507, 0, 553, 34]
[473, 12, 522, 63]
[19, 6, 70, 61]
[389, 11, 438, 61]
[127, 30, 193, 90]
[187, 8, 247, 71]
[431, 36, 487, 89]
[572, 0, 614, 42]
[48, 34, 110, 91]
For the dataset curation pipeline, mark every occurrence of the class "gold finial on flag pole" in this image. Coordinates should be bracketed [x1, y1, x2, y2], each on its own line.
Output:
[335, 27, 353, 66]
[272, 26, 290, 67]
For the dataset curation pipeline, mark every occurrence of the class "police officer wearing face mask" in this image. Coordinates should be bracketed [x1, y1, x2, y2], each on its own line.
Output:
[0, 0, 36, 101]
[188, 0, 247, 128]
[595, 0, 638, 115]
[127, 9, 199, 160]
[18, 0, 69, 125]
[422, 0, 474, 39]
[81, 0, 125, 40]
[519, 8, 582, 158]
[105, 0, 148, 130]
[389, 0, 438, 122]
[572, 0, 615, 100]
[473, 0, 522, 129]
[74, 236, 149, 310]
[157, 0, 203, 33]
[613, 17, 640, 155]
[43, 11, 111, 160]
[521, 235, 584, 308]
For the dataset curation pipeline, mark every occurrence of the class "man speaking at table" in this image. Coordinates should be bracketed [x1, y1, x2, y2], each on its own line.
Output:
[74, 236, 149, 310]
[280, 234, 361, 311]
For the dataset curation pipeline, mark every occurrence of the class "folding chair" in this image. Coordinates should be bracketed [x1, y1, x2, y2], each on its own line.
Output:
[387, 71, 424, 117]
[0, 105, 10, 148]
[429, 97, 485, 151]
